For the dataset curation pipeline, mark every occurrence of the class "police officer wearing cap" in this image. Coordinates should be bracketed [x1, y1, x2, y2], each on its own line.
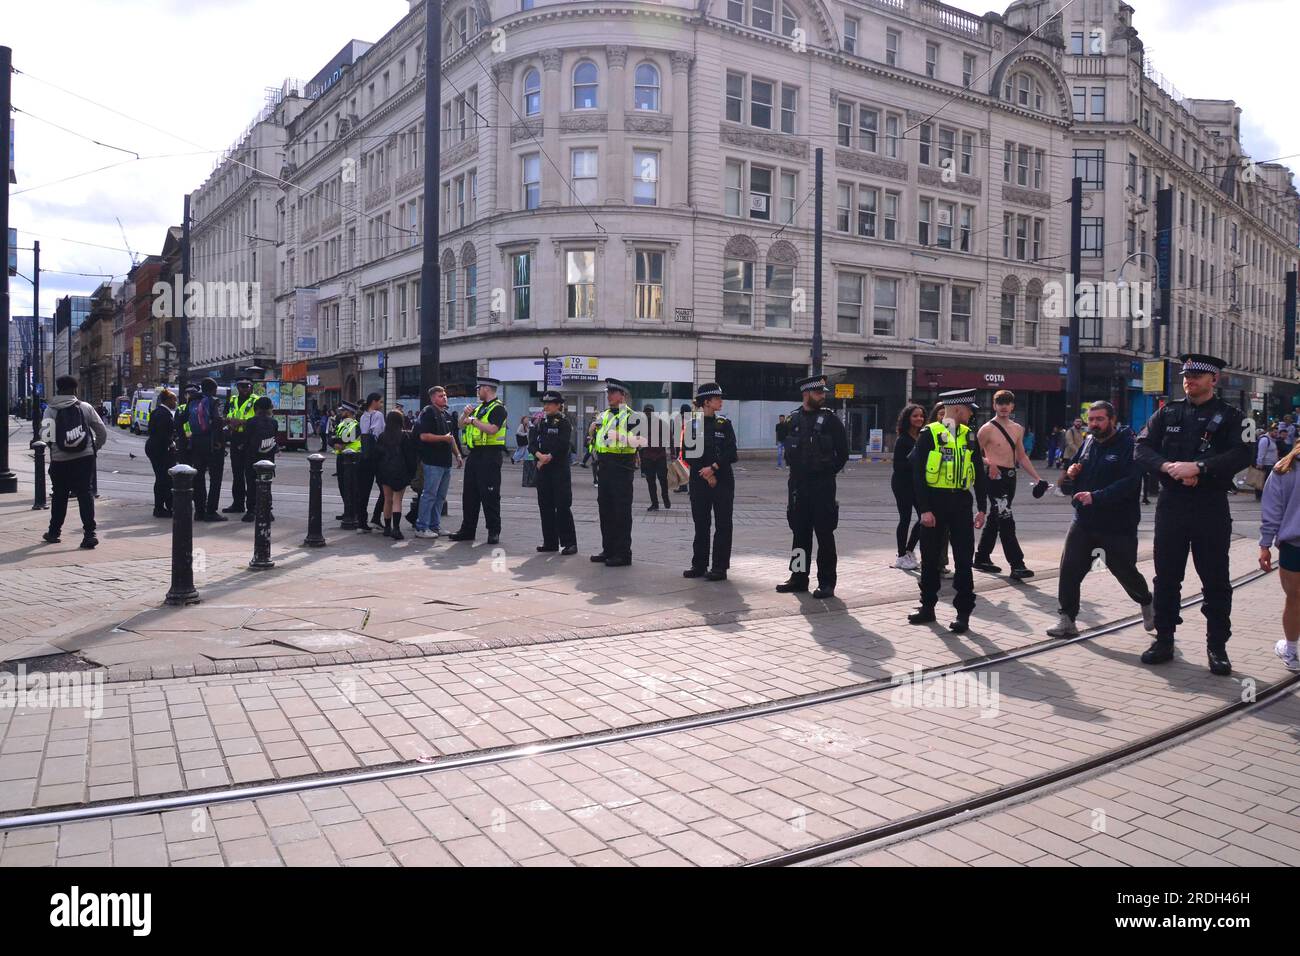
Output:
[449, 377, 508, 544]
[591, 378, 641, 567]
[907, 389, 989, 633]
[531, 390, 577, 555]
[777, 375, 849, 599]
[683, 383, 738, 581]
[223, 378, 257, 515]
[331, 401, 360, 516]
[1135, 353, 1252, 675]
[174, 384, 201, 465]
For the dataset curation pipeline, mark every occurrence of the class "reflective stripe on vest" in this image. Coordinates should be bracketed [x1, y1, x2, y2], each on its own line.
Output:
[333, 419, 360, 454]
[229, 395, 256, 421]
[924, 421, 975, 491]
[595, 406, 635, 454]
[177, 403, 192, 437]
[464, 400, 506, 449]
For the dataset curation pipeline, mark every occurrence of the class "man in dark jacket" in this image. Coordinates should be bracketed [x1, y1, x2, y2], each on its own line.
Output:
[188, 378, 228, 522]
[146, 389, 178, 517]
[1046, 401, 1154, 638]
[241, 396, 279, 523]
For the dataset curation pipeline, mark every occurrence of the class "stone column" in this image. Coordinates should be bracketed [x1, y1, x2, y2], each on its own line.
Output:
[670, 52, 693, 210]
[606, 46, 628, 205]
[492, 61, 513, 216]
[540, 48, 563, 207]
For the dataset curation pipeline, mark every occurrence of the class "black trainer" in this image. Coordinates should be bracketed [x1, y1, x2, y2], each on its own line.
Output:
[590, 553, 609, 562]
[972, 558, 1001, 573]
[948, 616, 970, 634]
[560, 545, 578, 555]
[682, 567, 706, 578]
[41, 531, 60, 544]
[487, 534, 500, 545]
[1141, 640, 1175, 665]
[447, 531, 475, 542]
[706, 570, 728, 582]
[80, 533, 99, 550]
[1009, 567, 1035, 580]
[907, 607, 936, 625]
[205, 512, 228, 523]
[605, 556, 632, 567]
[221, 503, 244, 514]
[812, 585, 835, 599]
[537, 545, 559, 553]
[1207, 646, 1232, 676]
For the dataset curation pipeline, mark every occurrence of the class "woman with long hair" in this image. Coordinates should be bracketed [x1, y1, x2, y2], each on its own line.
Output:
[375, 409, 418, 540]
[1259, 444, 1300, 671]
[892, 403, 926, 569]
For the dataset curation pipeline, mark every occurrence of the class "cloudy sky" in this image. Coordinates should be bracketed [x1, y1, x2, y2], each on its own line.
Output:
[5, 0, 1296, 318]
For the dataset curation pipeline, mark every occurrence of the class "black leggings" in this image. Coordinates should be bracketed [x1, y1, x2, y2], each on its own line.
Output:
[892, 474, 922, 555]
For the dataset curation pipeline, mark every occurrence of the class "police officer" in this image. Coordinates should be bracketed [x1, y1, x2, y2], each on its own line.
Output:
[188, 377, 228, 522]
[590, 378, 640, 567]
[174, 384, 200, 465]
[1135, 353, 1252, 675]
[531, 390, 577, 555]
[331, 401, 360, 519]
[448, 376, 508, 544]
[222, 378, 257, 515]
[683, 383, 738, 581]
[776, 375, 849, 599]
[907, 389, 989, 633]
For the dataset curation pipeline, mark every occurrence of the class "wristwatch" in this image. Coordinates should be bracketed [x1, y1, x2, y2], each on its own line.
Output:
[1196, 460, 1207, 476]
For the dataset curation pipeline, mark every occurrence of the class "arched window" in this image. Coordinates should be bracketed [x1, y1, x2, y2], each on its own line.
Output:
[573, 62, 598, 110]
[523, 68, 541, 116]
[634, 63, 660, 112]
[726, 0, 800, 38]
[765, 241, 797, 329]
[723, 235, 758, 327]
[1003, 71, 1046, 112]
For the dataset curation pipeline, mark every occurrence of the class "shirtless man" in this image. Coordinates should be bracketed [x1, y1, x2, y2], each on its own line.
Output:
[972, 389, 1047, 579]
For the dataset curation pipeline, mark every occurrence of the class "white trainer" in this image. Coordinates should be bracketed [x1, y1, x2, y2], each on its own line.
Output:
[1140, 602, 1156, 633]
[894, 552, 918, 571]
[414, 529, 439, 540]
[1274, 639, 1300, 672]
[1046, 614, 1079, 638]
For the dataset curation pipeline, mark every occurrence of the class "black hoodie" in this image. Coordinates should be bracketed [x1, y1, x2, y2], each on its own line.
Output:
[1066, 425, 1141, 532]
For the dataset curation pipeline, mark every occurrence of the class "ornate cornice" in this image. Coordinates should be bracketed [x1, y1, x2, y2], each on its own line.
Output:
[364, 184, 392, 212]
[719, 123, 808, 161]
[511, 119, 544, 144]
[1002, 184, 1052, 209]
[918, 167, 982, 197]
[625, 113, 673, 135]
[835, 150, 908, 181]
[560, 112, 609, 134]
[444, 135, 480, 168]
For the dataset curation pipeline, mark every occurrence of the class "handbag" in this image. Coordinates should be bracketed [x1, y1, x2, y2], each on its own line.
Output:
[522, 459, 538, 488]
[668, 458, 690, 490]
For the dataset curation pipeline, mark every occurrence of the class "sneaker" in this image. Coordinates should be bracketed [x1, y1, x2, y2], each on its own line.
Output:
[1046, 614, 1079, 638]
[647, 504, 659, 512]
[390, 525, 405, 541]
[907, 607, 936, 625]
[80, 534, 98, 550]
[972, 558, 1001, 574]
[415, 529, 439, 539]
[663, 499, 671, 510]
[1009, 567, 1035, 580]
[894, 552, 918, 571]
[221, 503, 244, 514]
[41, 531, 60, 544]
[1140, 602, 1156, 633]
[1274, 639, 1300, 672]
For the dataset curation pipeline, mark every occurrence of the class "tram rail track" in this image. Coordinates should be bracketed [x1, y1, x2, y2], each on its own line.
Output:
[0, 568, 1271, 835]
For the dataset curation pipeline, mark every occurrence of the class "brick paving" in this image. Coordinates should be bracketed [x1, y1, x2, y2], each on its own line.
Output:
[1, 562, 1290, 866]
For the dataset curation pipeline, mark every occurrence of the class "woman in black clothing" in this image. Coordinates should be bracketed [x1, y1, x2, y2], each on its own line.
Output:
[145, 389, 178, 517]
[892, 404, 926, 569]
[375, 409, 418, 540]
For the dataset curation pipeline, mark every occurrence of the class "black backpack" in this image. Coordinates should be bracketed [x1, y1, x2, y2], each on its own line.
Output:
[55, 403, 90, 453]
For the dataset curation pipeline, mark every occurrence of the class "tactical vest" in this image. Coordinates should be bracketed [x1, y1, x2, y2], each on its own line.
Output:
[785, 408, 837, 472]
[464, 399, 506, 449]
[924, 421, 976, 491]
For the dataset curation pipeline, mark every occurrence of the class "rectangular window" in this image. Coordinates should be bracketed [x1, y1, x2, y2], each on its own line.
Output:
[1072, 87, 1086, 120]
[566, 250, 596, 319]
[781, 86, 797, 134]
[572, 148, 597, 204]
[765, 264, 794, 329]
[858, 107, 878, 152]
[1032, 218, 1042, 260]
[857, 186, 877, 238]
[844, 17, 858, 55]
[938, 127, 955, 172]
[1016, 216, 1028, 261]
[465, 262, 477, 327]
[724, 160, 744, 216]
[959, 205, 973, 253]
[886, 29, 900, 67]
[919, 124, 932, 166]
[960, 133, 973, 176]
[749, 164, 772, 221]
[873, 277, 898, 336]
[918, 198, 932, 246]
[962, 53, 975, 87]
[635, 251, 664, 321]
[779, 170, 797, 225]
[884, 114, 900, 158]
[1081, 217, 1104, 257]
[1070, 32, 1084, 55]
[750, 79, 773, 129]
[1033, 149, 1044, 189]
[1023, 292, 1039, 347]
[836, 183, 852, 233]
[511, 252, 531, 321]
[1090, 87, 1105, 118]
[522, 153, 541, 209]
[925, 42, 938, 79]
[443, 272, 456, 332]
[836, 273, 863, 334]
[1017, 145, 1030, 186]
[951, 286, 972, 343]
[883, 192, 899, 241]
[725, 72, 744, 123]
[723, 258, 754, 325]
[936, 201, 954, 249]
[837, 103, 853, 147]
[919, 282, 941, 340]
[752, 0, 774, 31]
[632, 149, 658, 206]
[1000, 291, 1015, 344]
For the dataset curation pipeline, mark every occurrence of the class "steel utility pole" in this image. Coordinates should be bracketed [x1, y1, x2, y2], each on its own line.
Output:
[30, 239, 39, 442]
[179, 193, 191, 391]
[811, 147, 824, 377]
[1066, 175, 1083, 420]
[419, 0, 442, 396]
[0, 45, 18, 493]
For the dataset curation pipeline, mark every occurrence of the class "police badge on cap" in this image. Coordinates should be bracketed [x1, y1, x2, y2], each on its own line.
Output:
[605, 378, 630, 395]
[1178, 353, 1226, 376]
[541, 390, 564, 404]
[694, 382, 723, 400]
[938, 388, 979, 411]
[476, 376, 501, 390]
[338, 401, 357, 414]
[797, 375, 828, 393]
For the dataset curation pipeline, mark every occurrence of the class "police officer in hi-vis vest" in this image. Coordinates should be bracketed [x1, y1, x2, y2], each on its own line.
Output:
[776, 375, 849, 599]
[908, 388, 989, 634]
[591, 378, 641, 567]
[449, 376, 508, 544]
[330, 401, 360, 518]
[223, 377, 257, 515]
[683, 382, 738, 581]
[531, 389, 577, 555]
[1135, 353, 1252, 675]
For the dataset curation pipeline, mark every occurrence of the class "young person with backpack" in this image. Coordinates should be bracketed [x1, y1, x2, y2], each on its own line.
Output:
[188, 378, 228, 522]
[41, 376, 108, 548]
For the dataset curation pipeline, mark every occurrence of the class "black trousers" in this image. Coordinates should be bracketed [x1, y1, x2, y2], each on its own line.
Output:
[147, 451, 174, 512]
[1152, 492, 1233, 647]
[355, 459, 379, 525]
[596, 457, 635, 559]
[918, 489, 976, 614]
[228, 445, 249, 510]
[190, 443, 224, 516]
[787, 472, 838, 588]
[459, 449, 503, 537]
[49, 456, 96, 535]
[891, 472, 922, 555]
[690, 472, 734, 570]
[976, 473, 1025, 567]
[246, 454, 275, 517]
[643, 460, 669, 507]
[1057, 521, 1151, 620]
[536, 463, 576, 548]
[335, 455, 348, 511]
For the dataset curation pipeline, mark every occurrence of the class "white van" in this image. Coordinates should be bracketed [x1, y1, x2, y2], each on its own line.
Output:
[130, 390, 156, 434]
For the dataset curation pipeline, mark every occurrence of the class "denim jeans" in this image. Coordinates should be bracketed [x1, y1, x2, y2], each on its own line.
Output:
[417, 463, 451, 531]
[776, 443, 785, 468]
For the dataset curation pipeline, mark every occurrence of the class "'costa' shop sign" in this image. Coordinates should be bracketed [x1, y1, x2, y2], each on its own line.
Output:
[918, 367, 1064, 391]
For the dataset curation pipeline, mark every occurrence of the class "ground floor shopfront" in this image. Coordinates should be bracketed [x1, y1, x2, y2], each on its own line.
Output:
[911, 356, 1064, 455]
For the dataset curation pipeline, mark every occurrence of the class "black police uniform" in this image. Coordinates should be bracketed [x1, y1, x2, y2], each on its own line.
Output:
[531, 411, 576, 552]
[452, 397, 509, 542]
[686, 409, 738, 576]
[780, 402, 849, 594]
[1135, 391, 1251, 660]
[910, 419, 989, 627]
[188, 392, 226, 520]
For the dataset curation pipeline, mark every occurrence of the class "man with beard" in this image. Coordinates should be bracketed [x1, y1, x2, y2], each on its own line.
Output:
[1046, 400, 1154, 638]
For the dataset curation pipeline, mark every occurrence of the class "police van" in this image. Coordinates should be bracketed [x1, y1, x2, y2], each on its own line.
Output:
[130, 390, 157, 434]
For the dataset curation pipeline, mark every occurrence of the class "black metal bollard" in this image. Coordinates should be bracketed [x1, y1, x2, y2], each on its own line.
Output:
[32, 441, 48, 510]
[249, 459, 276, 571]
[303, 453, 326, 547]
[340, 450, 359, 530]
[165, 464, 201, 606]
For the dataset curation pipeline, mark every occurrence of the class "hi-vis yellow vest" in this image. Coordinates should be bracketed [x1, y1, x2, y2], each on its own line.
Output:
[595, 406, 635, 454]
[464, 399, 506, 449]
[334, 418, 360, 454]
[924, 421, 975, 491]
